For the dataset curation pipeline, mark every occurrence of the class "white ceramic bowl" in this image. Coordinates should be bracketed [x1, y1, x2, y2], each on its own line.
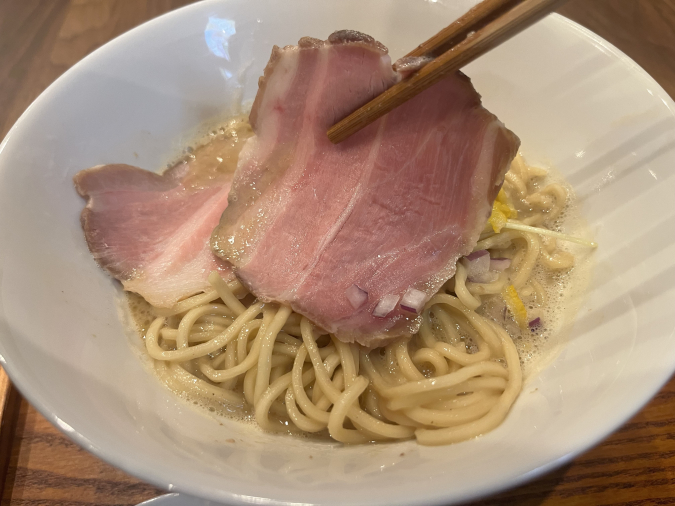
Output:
[1, 1, 675, 505]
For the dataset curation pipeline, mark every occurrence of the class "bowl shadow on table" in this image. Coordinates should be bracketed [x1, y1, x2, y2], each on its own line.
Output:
[466, 463, 572, 505]
[467, 376, 675, 506]
[0, 399, 163, 505]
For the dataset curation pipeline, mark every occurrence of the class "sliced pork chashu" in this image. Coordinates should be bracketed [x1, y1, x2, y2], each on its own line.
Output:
[212, 30, 520, 346]
[74, 126, 252, 307]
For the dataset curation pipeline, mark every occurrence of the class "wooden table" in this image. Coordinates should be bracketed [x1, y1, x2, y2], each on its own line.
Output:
[1, 1, 674, 504]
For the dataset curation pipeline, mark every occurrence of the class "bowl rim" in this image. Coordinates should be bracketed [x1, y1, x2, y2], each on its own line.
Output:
[1, 4, 675, 505]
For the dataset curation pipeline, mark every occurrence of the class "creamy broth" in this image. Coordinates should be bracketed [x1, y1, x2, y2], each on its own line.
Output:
[121, 116, 593, 443]
[475, 168, 593, 379]
[169, 115, 253, 188]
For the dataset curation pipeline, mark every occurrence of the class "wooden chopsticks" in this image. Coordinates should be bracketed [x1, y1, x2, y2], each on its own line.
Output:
[327, 0, 569, 144]
[403, 0, 523, 59]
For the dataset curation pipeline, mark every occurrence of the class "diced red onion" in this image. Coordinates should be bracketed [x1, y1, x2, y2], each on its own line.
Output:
[400, 288, 426, 314]
[467, 271, 500, 284]
[373, 294, 400, 318]
[464, 250, 489, 261]
[529, 317, 541, 329]
[490, 258, 511, 272]
[345, 284, 368, 309]
[461, 250, 490, 279]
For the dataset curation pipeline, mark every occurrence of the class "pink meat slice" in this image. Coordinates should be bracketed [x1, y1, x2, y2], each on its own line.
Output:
[75, 163, 234, 307]
[211, 30, 520, 346]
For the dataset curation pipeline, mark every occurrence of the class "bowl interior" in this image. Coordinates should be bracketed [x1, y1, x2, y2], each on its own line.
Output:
[1, 1, 675, 505]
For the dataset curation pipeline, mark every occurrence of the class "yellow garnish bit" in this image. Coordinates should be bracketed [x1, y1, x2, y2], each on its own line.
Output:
[502, 284, 528, 329]
[489, 208, 507, 233]
[488, 189, 517, 232]
[495, 189, 512, 212]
